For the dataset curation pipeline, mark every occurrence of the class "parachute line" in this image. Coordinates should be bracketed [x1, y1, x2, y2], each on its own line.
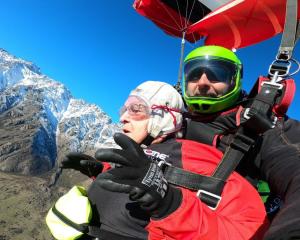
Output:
[184, 0, 190, 30]
[174, 0, 185, 31]
[157, 0, 184, 31]
[146, 16, 185, 33]
[184, 0, 197, 30]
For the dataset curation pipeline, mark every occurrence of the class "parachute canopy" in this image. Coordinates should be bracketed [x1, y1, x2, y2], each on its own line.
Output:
[133, 0, 300, 49]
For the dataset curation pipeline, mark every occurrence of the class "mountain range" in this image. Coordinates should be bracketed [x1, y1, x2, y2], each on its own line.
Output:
[0, 48, 120, 239]
[0, 48, 120, 175]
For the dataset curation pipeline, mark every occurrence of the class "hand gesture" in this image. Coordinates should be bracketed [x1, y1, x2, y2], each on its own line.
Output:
[94, 133, 181, 217]
[60, 152, 103, 178]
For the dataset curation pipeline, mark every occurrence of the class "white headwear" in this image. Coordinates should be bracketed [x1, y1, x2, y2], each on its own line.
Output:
[130, 81, 185, 138]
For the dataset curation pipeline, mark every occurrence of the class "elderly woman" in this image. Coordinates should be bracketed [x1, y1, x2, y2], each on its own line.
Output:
[61, 81, 267, 240]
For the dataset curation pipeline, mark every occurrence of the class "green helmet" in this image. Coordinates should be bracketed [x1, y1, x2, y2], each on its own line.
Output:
[183, 45, 243, 114]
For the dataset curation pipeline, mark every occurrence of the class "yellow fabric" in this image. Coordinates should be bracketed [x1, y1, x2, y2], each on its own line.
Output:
[45, 186, 92, 240]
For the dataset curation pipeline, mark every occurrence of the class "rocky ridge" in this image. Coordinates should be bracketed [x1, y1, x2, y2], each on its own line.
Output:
[0, 48, 120, 239]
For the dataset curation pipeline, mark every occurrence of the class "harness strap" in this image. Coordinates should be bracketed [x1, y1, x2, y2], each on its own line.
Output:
[212, 128, 256, 180]
[278, 0, 299, 60]
[163, 165, 225, 209]
[141, 134, 154, 147]
[164, 165, 225, 192]
[52, 204, 101, 238]
[184, 118, 224, 146]
[273, 79, 296, 116]
[241, 82, 281, 132]
[249, 76, 296, 117]
[52, 204, 89, 234]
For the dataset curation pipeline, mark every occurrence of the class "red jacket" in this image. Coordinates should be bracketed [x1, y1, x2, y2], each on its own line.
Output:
[146, 139, 268, 240]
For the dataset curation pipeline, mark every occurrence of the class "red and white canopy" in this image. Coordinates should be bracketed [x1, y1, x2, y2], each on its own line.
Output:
[133, 0, 300, 49]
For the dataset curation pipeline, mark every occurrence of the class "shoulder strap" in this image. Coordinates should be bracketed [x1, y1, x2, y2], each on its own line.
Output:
[277, 0, 299, 60]
[269, 0, 299, 78]
[183, 118, 223, 146]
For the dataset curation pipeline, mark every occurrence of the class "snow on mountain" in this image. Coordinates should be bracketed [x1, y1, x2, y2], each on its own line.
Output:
[0, 48, 41, 90]
[57, 99, 120, 160]
[0, 48, 71, 121]
[0, 48, 120, 175]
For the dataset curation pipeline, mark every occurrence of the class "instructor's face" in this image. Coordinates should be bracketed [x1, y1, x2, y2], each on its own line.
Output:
[186, 73, 229, 98]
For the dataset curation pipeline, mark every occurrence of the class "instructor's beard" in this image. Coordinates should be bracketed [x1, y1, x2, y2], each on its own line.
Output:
[186, 88, 218, 98]
[186, 84, 230, 98]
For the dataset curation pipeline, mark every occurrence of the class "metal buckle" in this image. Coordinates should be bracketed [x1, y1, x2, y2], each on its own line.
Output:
[261, 81, 283, 90]
[197, 189, 222, 210]
[243, 108, 251, 120]
[276, 51, 291, 61]
[272, 116, 278, 127]
[157, 160, 172, 170]
[243, 107, 277, 128]
[268, 59, 291, 78]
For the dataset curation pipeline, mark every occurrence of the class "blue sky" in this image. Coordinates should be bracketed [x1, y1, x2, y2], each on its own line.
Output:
[0, 1, 299, 122]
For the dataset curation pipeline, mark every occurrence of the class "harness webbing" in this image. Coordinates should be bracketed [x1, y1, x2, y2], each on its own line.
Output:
[52, 204, 89, 234]
[164, 165, 225, 193]
[278, 0, 299, 60]
[52, 204, 101, 238]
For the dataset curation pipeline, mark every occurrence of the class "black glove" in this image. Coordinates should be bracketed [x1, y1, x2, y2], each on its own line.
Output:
[60, 152, 103, 178]
[94, 133, 181, 218]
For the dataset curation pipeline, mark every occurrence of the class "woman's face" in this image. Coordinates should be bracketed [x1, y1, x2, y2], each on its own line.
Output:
[119, 96, 150, 144]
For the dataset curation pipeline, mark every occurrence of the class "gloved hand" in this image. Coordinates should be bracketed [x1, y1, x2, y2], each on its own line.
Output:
[60, 152, 103, 178]
[94, 133, 181, 218]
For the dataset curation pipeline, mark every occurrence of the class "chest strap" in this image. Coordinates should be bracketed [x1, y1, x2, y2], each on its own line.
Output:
[162, 164, 225, 209]
[163, 124, 258, 210]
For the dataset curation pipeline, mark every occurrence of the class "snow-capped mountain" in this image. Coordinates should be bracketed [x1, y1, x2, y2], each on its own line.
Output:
[0, 48, 120, 175]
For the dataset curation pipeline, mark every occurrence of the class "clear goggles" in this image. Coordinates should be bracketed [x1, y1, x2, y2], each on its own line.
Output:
[120, 95, 182, 126]
[119, 96, 151, 120]
[184, 58, 238, 86]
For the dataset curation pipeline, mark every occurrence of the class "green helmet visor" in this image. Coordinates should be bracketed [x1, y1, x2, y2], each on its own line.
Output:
[184, 58, 238, 98]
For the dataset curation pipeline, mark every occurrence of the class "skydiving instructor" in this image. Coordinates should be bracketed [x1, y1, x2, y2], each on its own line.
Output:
[181, 45, 300, 240]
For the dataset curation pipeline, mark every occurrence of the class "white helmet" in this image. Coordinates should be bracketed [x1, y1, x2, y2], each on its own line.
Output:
[130, 81, 185, 138]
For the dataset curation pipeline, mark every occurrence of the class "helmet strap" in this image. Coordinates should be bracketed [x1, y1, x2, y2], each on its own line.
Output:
[141, 134, 155, 147]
